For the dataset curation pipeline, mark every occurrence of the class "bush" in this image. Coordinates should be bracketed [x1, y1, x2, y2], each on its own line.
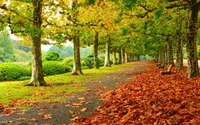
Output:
[0, 64, 31, 81]
[44, 52, 63, 61]
[62, 57, 74, 68]
[98, 56, 105, 67]
[65, 65, 72, 72]
[43, 61, 66, 76]
[81, 57, 93, 69]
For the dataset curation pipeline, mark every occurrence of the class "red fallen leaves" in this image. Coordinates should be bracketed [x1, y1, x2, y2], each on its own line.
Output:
[73, 62, 200, 124]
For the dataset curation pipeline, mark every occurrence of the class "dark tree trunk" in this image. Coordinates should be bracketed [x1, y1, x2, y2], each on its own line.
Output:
[154, 53, 159, 62]
[72, 36, 83, 75]
[159, 47, 166, 63]
[104, 38, 111, 67]
[118, 48, 122, 64]
[26, 0, 46, 86]
[94, 31, 99, 69]
[186, 0, 199, 78]
[167, 39, 174, 65]
[121, 48, 125, 63]
[176, 23, 183, 70]
[113, 51, 117, 65]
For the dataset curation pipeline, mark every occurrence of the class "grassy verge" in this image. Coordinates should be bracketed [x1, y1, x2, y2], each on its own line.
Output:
[0, 62, 136, 107]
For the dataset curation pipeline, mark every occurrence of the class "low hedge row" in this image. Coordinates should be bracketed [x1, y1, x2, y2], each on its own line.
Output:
[42, 61, 68, 76]
[0, 64, 31, 81]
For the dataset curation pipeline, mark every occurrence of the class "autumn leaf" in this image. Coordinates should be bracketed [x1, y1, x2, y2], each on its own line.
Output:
[80, 108, 88, 112]
[29, 117, 36, 121]
[70, 116, 80, 121]
[52, 104, 58, 108]
[40, 113, 53, 119]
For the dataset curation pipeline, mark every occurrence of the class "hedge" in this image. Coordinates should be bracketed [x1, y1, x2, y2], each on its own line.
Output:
[0, 64, 31, 81]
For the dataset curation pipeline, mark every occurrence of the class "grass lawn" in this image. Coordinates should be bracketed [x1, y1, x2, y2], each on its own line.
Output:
[0, 62, 136, 108]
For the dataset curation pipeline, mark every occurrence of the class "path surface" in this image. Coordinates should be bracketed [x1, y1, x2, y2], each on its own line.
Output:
[0, 61, 147, 125]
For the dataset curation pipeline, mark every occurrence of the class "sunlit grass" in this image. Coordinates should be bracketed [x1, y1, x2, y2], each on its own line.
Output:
[0, 62, 137, 106]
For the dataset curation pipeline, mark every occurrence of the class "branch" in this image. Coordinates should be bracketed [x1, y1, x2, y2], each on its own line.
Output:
[0, 4, 8, 10]
[166, 3, 188, 9]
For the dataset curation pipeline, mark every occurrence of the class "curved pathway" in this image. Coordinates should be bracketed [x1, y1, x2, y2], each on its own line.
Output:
[0, 61, 148, 125]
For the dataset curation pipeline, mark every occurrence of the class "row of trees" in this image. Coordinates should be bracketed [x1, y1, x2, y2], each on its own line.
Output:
[0, 0, 199, 86]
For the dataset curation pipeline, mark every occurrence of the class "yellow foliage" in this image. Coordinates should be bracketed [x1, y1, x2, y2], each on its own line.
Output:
[19, 36, 31, 46]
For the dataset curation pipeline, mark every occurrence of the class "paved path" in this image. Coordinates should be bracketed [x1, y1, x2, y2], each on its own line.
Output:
[0, 61, 148, 125]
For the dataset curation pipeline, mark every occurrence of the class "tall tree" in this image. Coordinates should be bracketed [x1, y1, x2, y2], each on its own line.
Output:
[104, 37, 111, 67]
[27, 0, 47, 86]
[186, 0, 199, 78]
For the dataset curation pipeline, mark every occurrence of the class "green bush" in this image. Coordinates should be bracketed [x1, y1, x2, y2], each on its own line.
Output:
[65, 65, 72, 72]
[44, 52, 63, 61]
[98, 56, 105, 67]
[0, 64, 31, 81]
[81, 57, 93, 69]
[43, 61, 66, 76]
[62, 57, 74, 68]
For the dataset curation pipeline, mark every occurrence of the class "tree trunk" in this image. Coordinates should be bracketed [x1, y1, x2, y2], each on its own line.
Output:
[167, 39, 174, 65]
[118, 48, 122, 64]
[26, 0, 46, 86]
[176, 24, 183, 70]
[113, 51, 117, 65]
[121, 48, 125, 63]
[72, 36, 83, 75]
[104, 39, 111, 67]
[94, 31, 99, 69]
[186, 0, 199, 78]
[125, 52, 128, 63]
[159, 47, 166, 63]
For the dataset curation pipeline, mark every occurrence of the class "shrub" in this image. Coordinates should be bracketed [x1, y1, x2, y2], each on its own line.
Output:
[43, 61, 66, 76]
[44, 52, 63, 61]
[65, 65, 72, 72]
[98, 56, 105, 67]
[81, 57, 93, 69]
[62, 57, 74, 68]
[0, 64, 31, 81]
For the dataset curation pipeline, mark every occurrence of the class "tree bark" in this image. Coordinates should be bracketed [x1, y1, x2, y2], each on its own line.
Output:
[118, 48, 122, 64]
[167, 38, 174, 65]
[104, 38, 111, 67]
[72, 36, 83, 75]
[26, 0, 46, 86]
[125, 52, 128, 63]
[112, 51, 117, 65]
[94, 31, 99, 69]
[176, 23, 183, 70]
[121, 48, 125, 63]
[159, 47, 166, 63]
[186, 0, 199, 78]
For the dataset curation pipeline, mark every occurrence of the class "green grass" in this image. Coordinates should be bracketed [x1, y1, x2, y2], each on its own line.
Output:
[0, 62, 136, 107]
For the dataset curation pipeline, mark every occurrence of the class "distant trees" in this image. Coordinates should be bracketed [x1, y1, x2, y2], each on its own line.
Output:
[0, 29, 15, 62]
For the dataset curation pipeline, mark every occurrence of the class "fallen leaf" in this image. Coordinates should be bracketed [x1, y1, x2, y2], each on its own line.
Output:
[70, 116, 80, 121]
[80, 108, 88, 112]
[29, 117, 36, 121]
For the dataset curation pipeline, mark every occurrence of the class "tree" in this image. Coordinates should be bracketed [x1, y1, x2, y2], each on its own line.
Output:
[104, 37, 111, 67]
[48, 45, 73, 58]
[27, 0, 47, 86]
[186, 0, 199, 78]
[0, 28, 15, 62]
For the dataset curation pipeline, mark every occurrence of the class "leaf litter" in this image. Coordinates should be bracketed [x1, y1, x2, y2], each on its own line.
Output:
[72, 61, 200, 124]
